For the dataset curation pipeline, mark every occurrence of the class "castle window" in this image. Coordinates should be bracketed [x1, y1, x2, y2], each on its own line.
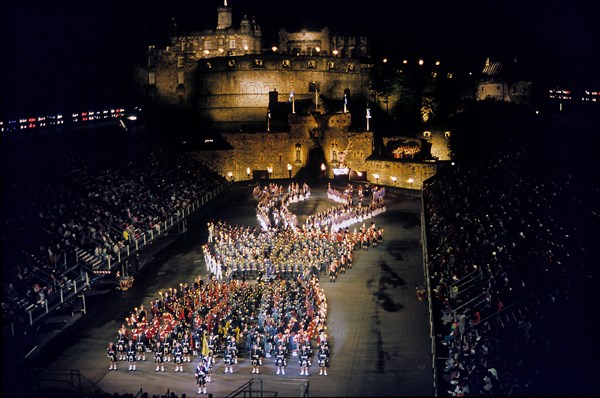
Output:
[228, 59, 236, 68]
[254, 59, 264, 67]
[206, 62, 212, 69]
[327, 61, 335, 70]
[204, 41, 212, 50]
[347, 64, 355, 72]
[229, 39, 236, 49]
[148, 72, 156, 85]
[177, 56, 184, 68]
[178, 71, 185, 85]
[307, 60, 316, 69]
[282, 60, 291, 68]
[219, 38, 225, 46]
[181, 42, 185, 52]
[148, 56, 155, 68]
[423, 131, 431, 139]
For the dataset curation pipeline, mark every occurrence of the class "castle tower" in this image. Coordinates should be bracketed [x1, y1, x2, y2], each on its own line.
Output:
[217, 0, 233, 30]
[240, 14, 250, 33]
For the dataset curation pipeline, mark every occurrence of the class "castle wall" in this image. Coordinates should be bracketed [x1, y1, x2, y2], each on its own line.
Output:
[364, 159, 439, 190]
[194, 55, 370, 122]
[190, 122, 374, 182]
[135, 50, 371, 122]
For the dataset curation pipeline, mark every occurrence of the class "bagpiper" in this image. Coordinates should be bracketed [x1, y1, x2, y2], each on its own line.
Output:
[317, 342, 329, 376]
[223, 347, 234, 373]
[226, 335, 238, 364]
[203, 349, 215, 383]
[154, 340, 165, 372]
[182, 332, 192, 362]
[299, 344, 310, 376]
[250, 343, 262, 374]
[107, 342, 118, 370]
[195, 358, 208, 395]
[173, 341, 184, 372]
[117, 331, 127, 361]
[126, 340, 137, 371]
[135, 332, 146, 361]
[275, 344, 287, 375]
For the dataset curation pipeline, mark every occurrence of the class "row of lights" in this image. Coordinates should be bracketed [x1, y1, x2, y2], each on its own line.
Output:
[372, 173, 415, 187]
[382, 58, 442, 66]
[228, 163, 295, 180]
[2, 108, 129, 133]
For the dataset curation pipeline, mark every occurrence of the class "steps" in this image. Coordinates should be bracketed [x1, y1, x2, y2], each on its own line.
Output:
[75, 248, 104, 270]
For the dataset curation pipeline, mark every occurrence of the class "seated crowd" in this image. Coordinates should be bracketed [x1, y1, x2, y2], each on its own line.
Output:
[1, 128, 226, 334]
[424, 143, 597, 396]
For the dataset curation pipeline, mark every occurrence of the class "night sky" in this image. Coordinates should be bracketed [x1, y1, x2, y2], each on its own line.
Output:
[1, 0, 598, 118]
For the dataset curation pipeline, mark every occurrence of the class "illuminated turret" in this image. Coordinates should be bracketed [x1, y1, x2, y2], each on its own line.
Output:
[217, 0, 232, 30]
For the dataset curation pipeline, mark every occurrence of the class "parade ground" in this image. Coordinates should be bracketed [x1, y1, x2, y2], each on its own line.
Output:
[6, 180, 433, 397]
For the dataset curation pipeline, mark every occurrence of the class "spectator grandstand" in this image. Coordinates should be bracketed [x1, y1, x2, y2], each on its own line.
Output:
[423, 104, 600, 396]
[1, 125, 227, 336]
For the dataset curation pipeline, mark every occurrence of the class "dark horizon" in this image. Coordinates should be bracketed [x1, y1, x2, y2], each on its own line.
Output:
[2, 0, 598, 119]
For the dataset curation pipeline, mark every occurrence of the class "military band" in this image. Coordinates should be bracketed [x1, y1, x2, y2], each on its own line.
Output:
[103, 182, 390, 394]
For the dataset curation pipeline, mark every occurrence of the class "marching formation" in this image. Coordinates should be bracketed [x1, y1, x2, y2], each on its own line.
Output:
[106, 181, 385, 395]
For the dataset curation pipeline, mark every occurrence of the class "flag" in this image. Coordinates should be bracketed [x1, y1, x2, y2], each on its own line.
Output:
[201, 331, 209, 357]
[366, 106, 371, 119]
[344, 93, 348, 105]
[267, 109, 271, 119]
[289, 90, 294, 102]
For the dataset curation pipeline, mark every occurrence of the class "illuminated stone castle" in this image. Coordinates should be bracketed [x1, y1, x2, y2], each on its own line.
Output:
[135, 0, 444, 189]
[135, 0, 372, 126]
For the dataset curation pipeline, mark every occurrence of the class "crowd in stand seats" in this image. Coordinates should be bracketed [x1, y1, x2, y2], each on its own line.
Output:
[424, 142, 598, 395]
[1, 127, 226, 332]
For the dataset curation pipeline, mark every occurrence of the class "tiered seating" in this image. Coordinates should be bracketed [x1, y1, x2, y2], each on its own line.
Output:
[1, 126, 226, 334]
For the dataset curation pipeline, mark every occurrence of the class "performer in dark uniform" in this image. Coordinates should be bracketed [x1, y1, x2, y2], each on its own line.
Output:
[250, 343, 262, 374]
[299, 344, 310, 376]
[173, 341, 184, 372]
[317, 342, 330, 376]
[126, 340, 137, 371]
[117, 331, 127, 361]
[275, 344, 287, 375]
[163, 336, 172, 362]
[223, 347, 234, 373]
[226, 335, 238, 364]
[136, 332, 146, 361]
[107, 342, 118, 370]
[154, 340, 165, 372]
[195, 358, 208, 395]
[205, 349, 215, 382]
[182, 332, 192, 363]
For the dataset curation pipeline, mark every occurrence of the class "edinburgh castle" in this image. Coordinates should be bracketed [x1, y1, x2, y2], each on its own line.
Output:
[134, 0, 455, 188]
